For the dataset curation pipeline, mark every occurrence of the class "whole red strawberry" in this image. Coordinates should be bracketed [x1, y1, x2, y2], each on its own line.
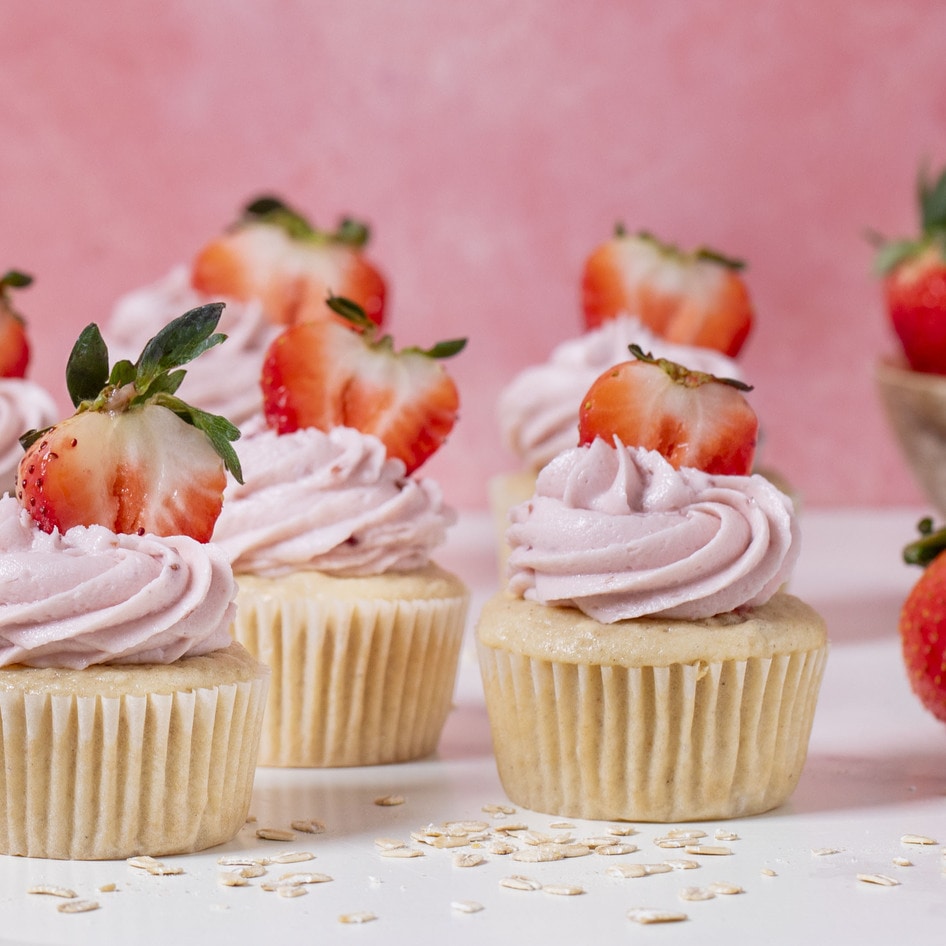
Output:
[899, 520, 946, 722]
[581, 226, 754, 357]
[192, 195, 386, 327]
[17, 304, 242, 542]
[577, 344, 758, 475]
[875, 164, 946, 374]
[261, 295, 465, 474]
[0, 270, 33, 378]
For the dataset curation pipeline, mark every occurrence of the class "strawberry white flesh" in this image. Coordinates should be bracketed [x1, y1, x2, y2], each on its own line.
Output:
[18, 405, 227, 542]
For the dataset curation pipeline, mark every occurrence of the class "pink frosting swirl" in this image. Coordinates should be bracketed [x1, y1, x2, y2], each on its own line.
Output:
[0, 378, 58, 494]
[212, 426, 455, 577]
[499, 316, 743, 471]
[506, 439, 798, 621]
[107, 266, 278, 429]
[0, 497, 235, 669]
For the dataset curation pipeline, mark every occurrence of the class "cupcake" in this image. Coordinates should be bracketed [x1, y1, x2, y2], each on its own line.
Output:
[478, 348, 827, 822]
[0, 271, 58, 491]
[106, 196, 386, 429]
[873, 163, 946, 515]
[493, 227, 754, 569]
[212, 297, 468, 767]
[0, 305, 268, 859]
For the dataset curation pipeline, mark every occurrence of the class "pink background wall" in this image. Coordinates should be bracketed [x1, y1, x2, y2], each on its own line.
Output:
[1, 1, 944, 511]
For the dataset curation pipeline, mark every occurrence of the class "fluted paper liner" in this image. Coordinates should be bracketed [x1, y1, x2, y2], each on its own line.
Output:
[231, 565, 469, 767]
[0, 642, 268, 860]
[476, 592, 828, 822]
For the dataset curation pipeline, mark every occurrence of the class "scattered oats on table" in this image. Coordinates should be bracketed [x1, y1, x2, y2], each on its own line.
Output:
[57, 899, 100, 914]
[857, 873, 901, 887]
[374, 794, 405, 807]
[256, 827, 296, 842]
[627, 908, 688, 925]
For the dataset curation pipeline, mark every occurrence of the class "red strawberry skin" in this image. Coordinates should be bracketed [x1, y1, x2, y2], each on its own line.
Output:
[261, 318, 461, 474]
[899, 550, 946, 723]
[0, 307, 29, 378]
[581, 230, 753, 357]
[17, 406, 226, 542]
[192, 223, 386, 327]
[884, 245, 946, 374]
[577, 355, 758, 475]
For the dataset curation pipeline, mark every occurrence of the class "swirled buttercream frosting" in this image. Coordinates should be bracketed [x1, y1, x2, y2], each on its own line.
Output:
[506, 439, 798, 621]
[107, 266, 278, 428]
[0, 378, 58, 494]
[0, 496, 235, 669]
[212, 426, 455, 577]
[499, 316, 742, 471]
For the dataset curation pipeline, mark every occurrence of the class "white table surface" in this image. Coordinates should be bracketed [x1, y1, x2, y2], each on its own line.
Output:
[1, 507, 944, 945]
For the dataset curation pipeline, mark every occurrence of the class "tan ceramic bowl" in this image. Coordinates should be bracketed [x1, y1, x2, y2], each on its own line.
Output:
[876, 357, 946, 515]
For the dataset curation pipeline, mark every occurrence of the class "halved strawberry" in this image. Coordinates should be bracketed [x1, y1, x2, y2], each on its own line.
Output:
[577, 344, 758, 475]
[17, 304, 242, 541]
[261, 296, 465, 474]
[0, 270, 33, 378]
[581, 226, 754, 357]
[191, 196, 386, 327]
[873, 164, 946, 374]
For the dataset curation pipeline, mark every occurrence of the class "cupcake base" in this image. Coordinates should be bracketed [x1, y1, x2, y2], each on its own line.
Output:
[231, 564, 469, 767]
[476, 592, 828, 822]
[0, 642, 269, 860]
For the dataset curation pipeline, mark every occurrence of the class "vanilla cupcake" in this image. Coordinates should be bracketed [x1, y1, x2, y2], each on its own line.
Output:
[212, 302, 468, 767]
[0, 305, 268, 859]
[213, 425, 467, 767]
[478, 352, 827, 822]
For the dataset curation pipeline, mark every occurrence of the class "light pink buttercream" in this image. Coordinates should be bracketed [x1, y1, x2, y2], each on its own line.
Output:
[107, 266, 278, 429]
[506, 439, 798, 621]
[212, 426, 455, 577]
[0, 497, 235, 669]
[499, 316, 743, 472]
[0, 378, 58, 495]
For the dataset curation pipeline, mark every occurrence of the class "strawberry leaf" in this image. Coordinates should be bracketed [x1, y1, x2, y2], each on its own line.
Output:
[326, 293, 375, 331]
[333, 217, 370, 248]
[244, 195, 316, 240]
[412, 338, 467, 359]
[136, 303, 227, 389]
[919, 163, 946, 233]
[66, 323, 111, 407]
[0, 270, 32, 294]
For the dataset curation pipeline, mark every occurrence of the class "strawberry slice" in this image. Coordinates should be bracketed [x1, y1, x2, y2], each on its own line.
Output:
[873, 164, 946, 374]
[577, 344, 758, 475]
[17, 304, 242, 541]
[261, 296, 465, 474]
[0, 270, 33, 378]
[581, 226, 754, 357]
[192, 195, 386, 327]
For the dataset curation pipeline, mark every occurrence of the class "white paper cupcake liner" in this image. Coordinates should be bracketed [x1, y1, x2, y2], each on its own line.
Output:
[478, 643, 827, 822]
[0, 643, 268, 860]
[232, 568, 469, 767]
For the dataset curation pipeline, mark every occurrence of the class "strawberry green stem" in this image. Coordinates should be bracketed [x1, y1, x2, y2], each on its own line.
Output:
[903, 517, 946, 566]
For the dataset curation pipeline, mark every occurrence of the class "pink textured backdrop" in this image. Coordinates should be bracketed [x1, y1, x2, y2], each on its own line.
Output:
[1, 1, 944, 510]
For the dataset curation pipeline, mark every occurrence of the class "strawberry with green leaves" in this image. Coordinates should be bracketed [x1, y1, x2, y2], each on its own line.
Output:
[898, 519, 946, 722]
[261, 295, 465, 474]
[581, 226, 754, 357]
[17, 304, 242, 542]
[577, 344, 758, 476]
[874, 164, 946, 374]
[192, 195, 386, 328]
[0, 270, 33, 379]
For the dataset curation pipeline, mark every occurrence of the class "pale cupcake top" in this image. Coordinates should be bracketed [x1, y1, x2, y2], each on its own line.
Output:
[108, 266, 278, 428]
[0, 496, 234, 669]
[498, 315, 743, 472]
[506, 439, 798, 622]
[0, 378, 58, 493]
[212, 426, 455, 578]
